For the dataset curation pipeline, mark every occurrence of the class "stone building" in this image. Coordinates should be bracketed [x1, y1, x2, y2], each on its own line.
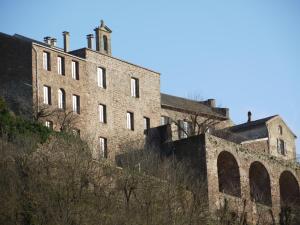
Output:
[0, 21, 299, 224]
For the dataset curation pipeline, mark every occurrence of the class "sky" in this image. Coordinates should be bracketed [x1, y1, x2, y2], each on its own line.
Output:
[0, 0, 299, 155]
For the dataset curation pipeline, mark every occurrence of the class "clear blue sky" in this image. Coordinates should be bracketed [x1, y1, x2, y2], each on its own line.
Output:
[1, 0, 299, 154]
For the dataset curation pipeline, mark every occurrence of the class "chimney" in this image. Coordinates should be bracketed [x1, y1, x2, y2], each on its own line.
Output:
[86, 34, 94, 49]
[62, 31, 70, 52]
[248, 111, 252, 123]
[43, 36, 51, 45]
[50, 38, 57, 47]
[207, 99, 216, 108]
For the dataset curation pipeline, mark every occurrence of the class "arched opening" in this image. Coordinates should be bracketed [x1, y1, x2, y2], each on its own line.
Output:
[249, 161, 272, 206]
[58, 88, 66, 109]
[103, 35, 108, 52]
[279, 171, 300, 207]
[217, 151, 241, 197]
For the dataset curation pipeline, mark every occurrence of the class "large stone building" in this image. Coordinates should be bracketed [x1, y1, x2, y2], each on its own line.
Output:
[0, 21, 299, 224]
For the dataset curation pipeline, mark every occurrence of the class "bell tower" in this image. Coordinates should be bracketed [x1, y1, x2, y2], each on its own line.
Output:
[94, 20, 112, 55]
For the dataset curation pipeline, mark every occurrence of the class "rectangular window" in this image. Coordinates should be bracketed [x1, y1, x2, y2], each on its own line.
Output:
[130, 78, 139, 97]
[97, 67, 106, 88]
[45, 121, 53, 129]
[99, 104, 107, 123]
[143, 117, 150, 130]
[99, 137, 108, 158]
[160, 116, 170, 125]
[43, 85, 51, 105]
[57, 56, 65, 75]
[71, 61, 79, 80]
[72, 95, 80, 114]
[126, 112, 134, 130]
[43, 51, 50, 71]
[178, 120, 190, 139]
[277, 139, 285, 155]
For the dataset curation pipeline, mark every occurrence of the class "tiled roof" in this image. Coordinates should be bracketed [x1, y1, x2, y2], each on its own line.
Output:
[161, 93, 228, 119]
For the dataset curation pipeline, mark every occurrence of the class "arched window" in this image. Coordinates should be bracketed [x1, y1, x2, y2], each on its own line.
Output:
[58, 88, 66, 109]
[278, 125, 283, 135]
[249, 161, 272, 206]
[217, 151, 241, 197]
[103, 35, 108, 52]
[279, 171, 300, 207]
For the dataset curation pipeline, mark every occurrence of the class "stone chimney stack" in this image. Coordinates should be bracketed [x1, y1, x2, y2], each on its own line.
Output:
[207, 99, 216, 108]
[50, 38, 57, 47]
[43, 36, 51, 45]
[62, 31, 70, 52]
[248, 111, 252, 123]
[87, 34, 94, 49]
[94, 20, 112, 55]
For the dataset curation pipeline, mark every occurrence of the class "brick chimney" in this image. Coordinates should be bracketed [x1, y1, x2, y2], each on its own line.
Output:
[50, 38, 57, 47]
[62, 31, 70, 52]
[87, 34, 94, 49]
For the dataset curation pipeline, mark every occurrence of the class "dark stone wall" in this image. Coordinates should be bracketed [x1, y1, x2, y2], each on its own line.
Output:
[0, 33, 33, 117]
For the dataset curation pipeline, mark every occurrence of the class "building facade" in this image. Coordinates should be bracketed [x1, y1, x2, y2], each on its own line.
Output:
[0, 21, 299, 224]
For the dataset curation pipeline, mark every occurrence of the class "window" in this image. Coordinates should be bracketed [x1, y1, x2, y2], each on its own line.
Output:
[126, 112, 134, 130]
[97, 67, 106, 88]
[45, 121, 53, 129]
[43, 85, 51, 105]
[99, 137, 108, 158]
[160, 116, 170, 125]
[143, 117, 150, 130]
[58, 89, 66, 109]
[279, 125, 283, 135]
[277, 139, 285, 155]
[178, 120, 191, 139]
[72, 95, 80, 114]
[99, 104, 107, 123]
[57, 56, 65, 75]
[130, 78, 139, 97]
[71, 61, 79, 80]
[103, 35, 108, 52]
[43, 51, 50, 71]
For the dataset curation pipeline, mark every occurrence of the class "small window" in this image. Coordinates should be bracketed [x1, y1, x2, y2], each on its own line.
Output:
[143, 117, 150, 130]
[58, 88, 66, 109]
[126, 112, 134, 130]
[99, 104, 107, 123]
[72, 95, 80, 114]
[45, 121, 53, 129]
[160, 116, 170, 125]
[43, 85, 51, 105]
[97, 67, 106, 88]
[130, 78, 139, 98]
[57, 56, 65, 75]
[43, 51, 50, 71]
[71, 61, 79, 80]
[278, 125, 283, 135]
[103, 35, 108, 52]
[99, 137, 108, 158]
[277, 139, 285, 155]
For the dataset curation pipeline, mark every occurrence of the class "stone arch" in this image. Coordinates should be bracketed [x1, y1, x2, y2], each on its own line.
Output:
[279, 170, 300, 207]
[249, 161, 272, 206]
[217, 151, 241, 197]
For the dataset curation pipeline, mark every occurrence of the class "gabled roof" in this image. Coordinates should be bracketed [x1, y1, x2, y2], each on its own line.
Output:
[229, 115, 278, 133]
[160, 93, 228, 119]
